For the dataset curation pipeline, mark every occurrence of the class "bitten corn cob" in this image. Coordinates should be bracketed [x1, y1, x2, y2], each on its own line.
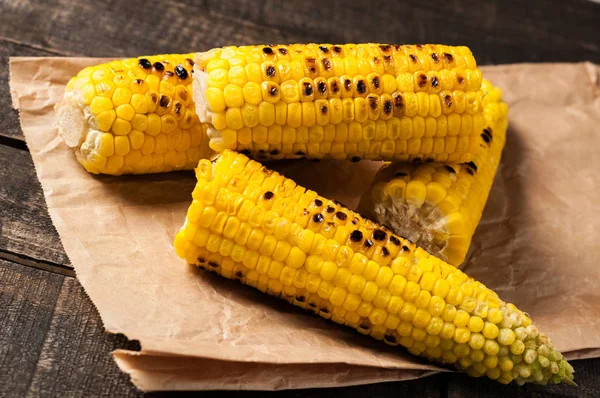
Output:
[174, 150, 574, 386]
[357, 79, 508, 265]
[193, 44, 484, 162]
[57, 54, 212, 175]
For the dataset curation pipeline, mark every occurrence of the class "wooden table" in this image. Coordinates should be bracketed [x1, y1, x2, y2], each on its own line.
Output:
[1, 1, 599, 396]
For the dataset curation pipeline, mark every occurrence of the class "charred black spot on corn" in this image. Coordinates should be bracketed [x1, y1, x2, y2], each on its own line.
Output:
[444, 165, 456, 174]
[305, 58, 317, 74]
[335, 211, 347, 221]
[443, 53, 454, 62]
[409, 54, 418, 63]
[389, 236, 401, 246]
[159, 95, 171, 108]
[381, 247, 390, 257]
[208, 261, 219, 267]
[313, 214, 324, 223]
[174, 103, 182, 114]
[466, 161, 478, 171]
[379, 45, 391, 52]
[234, 271, 244, 278]
[431, 76, 439, 87]
[481, 133, 491, 143]
[457, 75, 465, 84]
[296, 295, 306, 302]
[138, 58, 152, 69]
[418, 73, 428, 87]
[197, 257, 206, 263]
[331, 81, 339, 93]
[320, 307, 330, 314]
[344, 78, 352, 91]
[372, 76, 380, 89]
[326, 206, 335, 213]
[332, 46, 342, 53]
[317, 81, 327, 94]
[466, 168, 475, 175]
[431, 53, 439, 63]
[401, 245, 410, 252]
[395, 171, 408, 177]
[384, 333, 397, 344]
[295, 150, 305, 156]
[153, 62, 165, 71]
[357, 80, 367, 94]
[262, 47, 274, 55]
[163, 71, 175, 79]
[303, 208, 309, 216]
[350, 230, 363, 242]
[262, 166, 273, 176]
[319, 45, 329, 53]
[373, 230, 387, 241]
[364, 239, 374, 248]
[263, 191, 274, 200]
[278, 47, 287, 55]
[303, 82, 313, 96]
[269, 86, 278, 97]
[175, 64, 188, 79]
[368, 95, 378, 110]
[351, 156, 361, 162]
[444, 95, 453, 108]
[383, 100, 393, 115]
[314, 199, 323, 207]
[322, 58, 331, 71]
[266, 65, 276, 77]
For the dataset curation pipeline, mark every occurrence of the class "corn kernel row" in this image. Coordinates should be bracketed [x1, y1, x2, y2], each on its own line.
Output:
[194, 44, 484, 162]
[58, 54, 211, 175]
[358, 79, 508, 265]
[174, 150, 573, 386]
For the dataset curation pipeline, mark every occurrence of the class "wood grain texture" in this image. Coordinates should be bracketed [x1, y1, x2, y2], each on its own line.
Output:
[0, 259, 64, 397]
[26, 276, 141, 398]
[0, 144, 72, 273]
[207, 0, 600, 64]
[0, 40, 53, 140]
[0, 0, 597, 63]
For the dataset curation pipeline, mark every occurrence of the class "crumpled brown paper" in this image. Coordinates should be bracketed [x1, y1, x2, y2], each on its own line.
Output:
[9, 57, 600, 391]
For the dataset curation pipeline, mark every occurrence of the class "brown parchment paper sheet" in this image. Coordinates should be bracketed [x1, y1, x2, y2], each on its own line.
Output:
[8, 57, 600, 391]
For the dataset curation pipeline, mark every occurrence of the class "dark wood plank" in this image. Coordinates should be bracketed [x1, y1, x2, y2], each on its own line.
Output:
[1, 0, 597, 65]
[26, 275, 141, 397]
[0, 144, 72, 274]
[0, 259, 64, 397]
[0, 0, 308, 58]
[0, 40, 55, 140]
[207, 0, 600, 65]
[446, 357, 600, 398]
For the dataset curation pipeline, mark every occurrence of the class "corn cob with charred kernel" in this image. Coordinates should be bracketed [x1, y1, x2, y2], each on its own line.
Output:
[57, 54, 212, 175]
[357, 79, 508, 266]
[193, 44, 484, 162]
[174, 150, 573, 386]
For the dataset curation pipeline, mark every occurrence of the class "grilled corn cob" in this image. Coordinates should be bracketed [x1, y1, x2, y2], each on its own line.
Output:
[174, 150, 573, 386]
[57, 54, 212, 175]
[358, 79, 507, 265]
[193, 44, 484, 162]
